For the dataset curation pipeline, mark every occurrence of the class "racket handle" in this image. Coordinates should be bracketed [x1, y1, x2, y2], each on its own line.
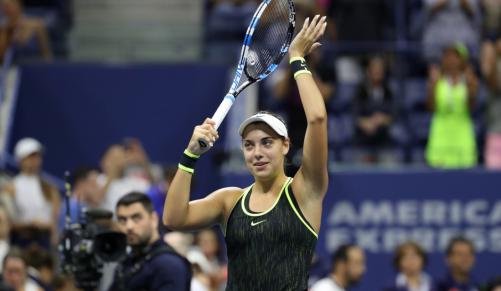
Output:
[199, 94, 236, 148]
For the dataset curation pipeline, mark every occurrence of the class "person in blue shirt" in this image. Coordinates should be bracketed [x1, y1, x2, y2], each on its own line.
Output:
[109, 192, 191, 291]
[437, 236, 479, 291]
[146, 165, 177, 220]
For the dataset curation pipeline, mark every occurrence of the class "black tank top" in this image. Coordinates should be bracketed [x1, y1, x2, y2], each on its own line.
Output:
[225, 177, 318, 291]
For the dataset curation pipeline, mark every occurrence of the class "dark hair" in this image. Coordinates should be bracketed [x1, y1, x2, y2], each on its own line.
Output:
[446, 236, 475, 257]
[486, 276, 501, 291]
[71, 166, 97, 186]
[116, 192, 154, 213]
[332, 244, 356, 270]
[2, 248, 26, 269]
[393, 241, 427, 271]
[24, 246, 54, 271]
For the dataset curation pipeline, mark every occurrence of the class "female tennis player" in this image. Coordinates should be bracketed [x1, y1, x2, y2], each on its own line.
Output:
[164, 15, 328, 291]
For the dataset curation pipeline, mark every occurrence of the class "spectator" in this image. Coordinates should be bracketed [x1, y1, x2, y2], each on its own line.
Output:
[353, 56, 395, 163]
[384, 241, 436, 291]
[311, 244, 366, 291]
[2, 248, 43, 291]
[98, 144, 149, 212]
[486, 276, 501, 291]
[163, 232, 212, 291]
[58, 166, 104, 233]
[0, 0, 52, 62]
[481, 37, 501, 168]
[327, 0, 392, 82]
[51, 274, 77, 291]
[205, 0, 258, 63]
[122, 138, 158, 185]
[2, 138, 60, 249]
[189, 229, 227, 290]
[0, 206, 10, 273]
[146, 165, 177, 220]
[110, 192, 192, 291]
[24, 247, 55, 291]
[422, 0, 482, 63]
[436, 237, 479, 291]
[481, 0, 501, 41]
[425, 43, 478, 168]
[71, 166, 105, 209]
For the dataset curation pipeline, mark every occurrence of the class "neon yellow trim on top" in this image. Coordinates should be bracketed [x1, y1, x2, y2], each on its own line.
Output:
[241, 177, 291, 217]
[289, 56, 305, 63]
[177, 163, 194, 174]
[285, 183, 318, 238]
[184, 149, 200, 159]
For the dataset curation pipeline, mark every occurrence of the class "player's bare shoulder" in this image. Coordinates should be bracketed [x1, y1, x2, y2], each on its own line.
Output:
[212, 186, 245, 217]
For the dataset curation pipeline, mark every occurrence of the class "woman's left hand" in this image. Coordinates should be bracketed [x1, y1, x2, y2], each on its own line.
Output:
[289, 15, 327, 59]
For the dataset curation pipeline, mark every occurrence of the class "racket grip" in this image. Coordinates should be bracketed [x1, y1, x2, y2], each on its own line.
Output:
[212, 94, 235, 129]
[199, 94, 235, 148]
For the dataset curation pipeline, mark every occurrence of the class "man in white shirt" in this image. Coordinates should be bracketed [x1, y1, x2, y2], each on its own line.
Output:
[311, 244, 366, 291]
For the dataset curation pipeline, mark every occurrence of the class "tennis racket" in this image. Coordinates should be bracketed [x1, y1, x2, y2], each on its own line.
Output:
[199, 0, 295, 147]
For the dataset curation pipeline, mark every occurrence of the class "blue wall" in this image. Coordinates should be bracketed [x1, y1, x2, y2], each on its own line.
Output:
[9, 63, 230, 195]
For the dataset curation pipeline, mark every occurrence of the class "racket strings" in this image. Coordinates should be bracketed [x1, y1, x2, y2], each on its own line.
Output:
[245, 0, 292, 79]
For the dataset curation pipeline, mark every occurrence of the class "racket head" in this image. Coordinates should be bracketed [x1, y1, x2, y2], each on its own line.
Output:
[229, 0, 296, 97]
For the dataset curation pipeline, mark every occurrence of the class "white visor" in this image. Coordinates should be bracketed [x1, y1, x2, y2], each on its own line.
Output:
[238, 113, 288, 139]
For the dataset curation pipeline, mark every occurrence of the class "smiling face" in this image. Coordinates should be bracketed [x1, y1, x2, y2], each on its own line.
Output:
[241, 122, 289, 180]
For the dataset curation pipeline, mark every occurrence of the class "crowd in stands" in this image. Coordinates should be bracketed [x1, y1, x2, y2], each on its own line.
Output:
[310, 238, 501, 291]
[0, 0, 500, 290]
[0, 0, 500, 168]
[0, 137, 500, 290]
[206, 0, 501, 169]
[0, 0, 72, 63]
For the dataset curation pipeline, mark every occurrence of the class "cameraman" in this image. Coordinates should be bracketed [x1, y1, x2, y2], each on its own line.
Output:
[109, 192, 191, 291]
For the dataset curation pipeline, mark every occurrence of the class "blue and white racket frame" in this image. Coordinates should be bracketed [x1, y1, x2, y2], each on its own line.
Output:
[200, 0, 295, 148]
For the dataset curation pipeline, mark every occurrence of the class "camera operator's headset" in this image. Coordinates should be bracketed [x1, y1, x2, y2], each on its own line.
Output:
[114, 243, 192, 291]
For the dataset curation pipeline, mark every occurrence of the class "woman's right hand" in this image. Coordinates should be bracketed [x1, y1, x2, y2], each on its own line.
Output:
[187, 118, 219, 156]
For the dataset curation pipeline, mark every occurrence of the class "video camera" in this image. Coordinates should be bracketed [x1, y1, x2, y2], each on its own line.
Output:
[59, 174, 126, 290]
[60, 208, 126, 290]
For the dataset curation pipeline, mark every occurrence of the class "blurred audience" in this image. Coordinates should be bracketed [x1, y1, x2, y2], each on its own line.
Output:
[2, 138, 60, 249]
[422, 0, 481, 63]
[0, 0, 52, 62]
[147, 165, 177, 221]
[122, 138, 159, 185]
[188, 229, 227, 291]
[51, 274, 77, 291]
[486, 276, 501, 291]
[326, 0, 392, 82]
[98, 144, 150, 212]
[24, 247, 55, 291]
[2, 248, 43, 291]
[481, 37, 501, 168]
[70, 166, 104, 209]
[384, 241, 436, 291]
[425, 43, 479, 168]
[480, 0, 501, 41]
[205, 0, 258, 62]
[0, 206, 10, 273]
[311, 244, 366, 291]
[436, 237, 479, 291]
[353, 56, 395, 163]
